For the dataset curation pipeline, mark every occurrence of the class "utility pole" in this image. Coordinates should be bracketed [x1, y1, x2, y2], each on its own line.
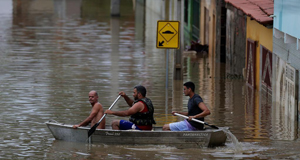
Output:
[111, 0, 120, 17]
[174, 0, 184, 80]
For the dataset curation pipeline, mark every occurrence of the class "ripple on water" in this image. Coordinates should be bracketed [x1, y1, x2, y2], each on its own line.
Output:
[201, 142, 271, 159]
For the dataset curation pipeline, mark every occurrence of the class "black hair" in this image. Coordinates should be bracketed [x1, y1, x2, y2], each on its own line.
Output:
[183, 81, 195, 92]
[134, 85, 147, 97]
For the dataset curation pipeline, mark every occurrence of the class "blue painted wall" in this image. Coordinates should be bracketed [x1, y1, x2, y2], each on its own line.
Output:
[274, 0, 300, 38]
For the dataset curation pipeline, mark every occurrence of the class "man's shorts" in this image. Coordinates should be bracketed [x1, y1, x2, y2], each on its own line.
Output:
[169, 120, 197, 131]
[119, 120, 141, 130]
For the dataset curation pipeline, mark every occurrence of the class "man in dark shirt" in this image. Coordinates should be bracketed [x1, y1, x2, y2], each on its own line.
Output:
[163, 81, 211, 131]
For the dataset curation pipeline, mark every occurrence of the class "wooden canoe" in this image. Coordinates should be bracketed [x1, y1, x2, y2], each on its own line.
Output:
[46, 121, 227, 148]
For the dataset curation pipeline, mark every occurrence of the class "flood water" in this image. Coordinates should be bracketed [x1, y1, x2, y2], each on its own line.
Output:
[1, 0, 300, 159]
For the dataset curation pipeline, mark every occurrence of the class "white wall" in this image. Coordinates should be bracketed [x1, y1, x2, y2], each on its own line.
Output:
[274, 0, 300, 39]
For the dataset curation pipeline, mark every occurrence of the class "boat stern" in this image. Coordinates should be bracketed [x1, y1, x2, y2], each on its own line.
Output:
[208, 127, 228, 147]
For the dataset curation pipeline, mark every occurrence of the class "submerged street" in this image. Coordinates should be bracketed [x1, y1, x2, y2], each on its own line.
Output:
[0, 0, 299, 159]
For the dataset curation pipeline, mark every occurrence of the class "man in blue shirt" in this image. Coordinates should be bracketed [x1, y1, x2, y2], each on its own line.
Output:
[163, 81, 211, 131]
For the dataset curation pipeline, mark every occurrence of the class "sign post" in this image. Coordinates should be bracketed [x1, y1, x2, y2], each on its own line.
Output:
[156, 21, 180, 111]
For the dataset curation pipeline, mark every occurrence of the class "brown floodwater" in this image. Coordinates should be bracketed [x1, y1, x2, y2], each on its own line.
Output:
[0, 0, 300, 159]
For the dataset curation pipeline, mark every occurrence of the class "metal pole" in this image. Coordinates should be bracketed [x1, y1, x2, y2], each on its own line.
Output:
[174, 0, 183, 80]
[165, 49, 169, 112]
[166, 49, 169, 90]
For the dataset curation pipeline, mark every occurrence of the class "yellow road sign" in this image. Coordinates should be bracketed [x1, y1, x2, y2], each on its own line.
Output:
[156, 21, 180, 49]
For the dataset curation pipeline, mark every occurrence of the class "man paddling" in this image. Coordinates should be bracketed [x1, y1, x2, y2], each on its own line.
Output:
[73, 90, 105, 129]
[163, 81, 211, 131]
[105, 85, 156, 130]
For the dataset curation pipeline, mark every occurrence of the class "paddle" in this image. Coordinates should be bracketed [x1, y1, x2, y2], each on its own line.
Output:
[174, 113, 219, 129]
[88, 95, 121, 137]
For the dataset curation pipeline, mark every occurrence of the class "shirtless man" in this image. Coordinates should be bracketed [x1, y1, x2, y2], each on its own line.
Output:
[73, 90, 105, 129]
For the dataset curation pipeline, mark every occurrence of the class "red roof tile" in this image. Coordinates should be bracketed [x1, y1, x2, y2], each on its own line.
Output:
[225, 0, 274, 26]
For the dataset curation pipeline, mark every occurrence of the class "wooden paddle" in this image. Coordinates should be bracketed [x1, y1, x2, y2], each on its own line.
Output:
[88, 95, 121, 137]
[174, 113, 219, 129]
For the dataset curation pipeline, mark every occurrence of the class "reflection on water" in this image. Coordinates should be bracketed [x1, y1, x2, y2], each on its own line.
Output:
[0, 0, 300, 159]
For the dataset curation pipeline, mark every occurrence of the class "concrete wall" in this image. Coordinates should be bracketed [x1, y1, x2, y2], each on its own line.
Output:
[272, 41, 299, 140]
[225, 4, 246, 75]
[273, 0, 300, 136]
[198, 0, 225, 63]
[215, 0, 226, 63]
[200, 0, 216, 56]
[273, 35, 300, 102]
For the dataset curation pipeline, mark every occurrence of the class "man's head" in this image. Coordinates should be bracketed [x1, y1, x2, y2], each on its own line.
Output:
[89, 90, 98, 105]
[133, 85, 146, 100]
[183, 81, 195, 96]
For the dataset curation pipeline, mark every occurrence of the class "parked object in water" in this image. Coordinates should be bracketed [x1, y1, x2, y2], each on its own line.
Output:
[186, 41, 209, 54]
[46, 121, 228, 148]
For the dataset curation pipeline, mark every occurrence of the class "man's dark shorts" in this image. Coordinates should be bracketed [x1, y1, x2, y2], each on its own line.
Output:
[119, 120, 141, 130]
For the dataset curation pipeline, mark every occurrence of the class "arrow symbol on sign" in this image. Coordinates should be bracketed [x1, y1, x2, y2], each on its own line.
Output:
[159, 41, 164, 46]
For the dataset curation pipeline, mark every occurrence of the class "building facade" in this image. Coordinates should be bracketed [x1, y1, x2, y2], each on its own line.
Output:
[272, 0, 300, 140]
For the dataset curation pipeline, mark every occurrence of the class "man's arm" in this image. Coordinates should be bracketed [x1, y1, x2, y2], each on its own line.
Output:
[189, 102, 211, 120]
[119, 91, 134, 107]
[73, 105, 100, 128]
[105, 102, 143, 116]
